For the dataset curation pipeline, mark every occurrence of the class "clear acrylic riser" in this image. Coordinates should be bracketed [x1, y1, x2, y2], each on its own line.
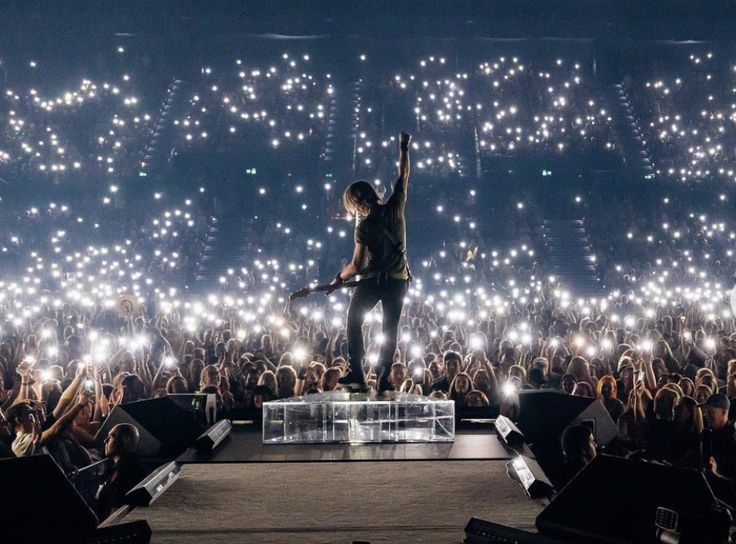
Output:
[263, 391, 455, 444]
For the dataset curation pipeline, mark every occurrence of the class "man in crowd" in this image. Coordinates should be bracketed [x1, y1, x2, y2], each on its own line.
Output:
[431, 351, 462, 392]
[703, 394, 736, 480]
[560, 424, 597, 486]
[95, 423, 146, 520]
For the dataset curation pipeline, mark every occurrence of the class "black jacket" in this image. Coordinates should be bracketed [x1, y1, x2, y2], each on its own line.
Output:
[95, 454, 147, 520]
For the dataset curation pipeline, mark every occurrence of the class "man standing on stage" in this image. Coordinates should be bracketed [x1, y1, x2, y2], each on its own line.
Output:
[329, 131, 412, 393]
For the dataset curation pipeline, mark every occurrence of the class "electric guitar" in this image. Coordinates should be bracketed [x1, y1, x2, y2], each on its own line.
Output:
[289, 279, 365, 300]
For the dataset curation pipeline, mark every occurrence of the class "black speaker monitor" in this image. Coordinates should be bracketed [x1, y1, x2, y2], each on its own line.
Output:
[95, 404, 162, 458]
[508, 454, 555, 499]
[517, 390, 616, 446]
[0, 455, 98, 542]
[465, 517, 567, 544]
[95, 396, 210, 458]
[536, 455, 731, 544]
[126, 461, 181, 507]
[123, 396, 205, 446]
[495, 415, 525, 447]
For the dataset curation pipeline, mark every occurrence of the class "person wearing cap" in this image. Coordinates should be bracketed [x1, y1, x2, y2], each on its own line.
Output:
[702, 393, 736, 480]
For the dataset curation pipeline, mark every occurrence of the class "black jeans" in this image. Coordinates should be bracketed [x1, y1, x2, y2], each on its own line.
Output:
[346, 277, 408, 379]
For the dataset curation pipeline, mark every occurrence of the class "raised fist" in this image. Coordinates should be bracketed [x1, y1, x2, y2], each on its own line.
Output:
[400, 131, 412, 148]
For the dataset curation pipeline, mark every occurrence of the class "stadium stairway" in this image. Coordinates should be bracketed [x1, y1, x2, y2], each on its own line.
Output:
[321, 79, 361, 182]
[455, 127, 481, 181]
[194, 211, 252, 289]
[139, 78, 187, 179]
[542, 219, 604, 298]
[605, 83, 655, 181]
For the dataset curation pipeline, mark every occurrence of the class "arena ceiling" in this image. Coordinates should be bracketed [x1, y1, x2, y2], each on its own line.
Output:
[4, 1, 736, 43]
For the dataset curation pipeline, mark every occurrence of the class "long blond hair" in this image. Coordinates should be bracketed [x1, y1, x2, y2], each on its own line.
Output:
[342, 180, 380, 215]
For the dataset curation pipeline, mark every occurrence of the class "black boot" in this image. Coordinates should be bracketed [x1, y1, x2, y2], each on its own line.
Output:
[376, 366, 394, 394]
[337, 368, 367, 391]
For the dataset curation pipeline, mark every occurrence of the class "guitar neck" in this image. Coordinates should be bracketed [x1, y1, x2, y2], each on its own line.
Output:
[312, 280, 361, 292]
[289, 279, 364, 300]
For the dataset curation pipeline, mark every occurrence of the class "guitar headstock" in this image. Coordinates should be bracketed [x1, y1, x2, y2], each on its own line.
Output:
[289, 287, 312, 300]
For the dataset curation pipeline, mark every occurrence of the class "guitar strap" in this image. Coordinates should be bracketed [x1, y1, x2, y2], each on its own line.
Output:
[377, 221, 413, 285]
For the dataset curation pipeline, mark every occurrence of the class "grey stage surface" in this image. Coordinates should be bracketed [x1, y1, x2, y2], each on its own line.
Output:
[176, 423, 534, 463]
[125, 460, 545, 544]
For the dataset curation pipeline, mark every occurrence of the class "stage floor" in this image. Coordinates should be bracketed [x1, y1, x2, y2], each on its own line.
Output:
[176, 423, 534, 464]
[124, 424, 543, 543]
[125, 460, 545, 544]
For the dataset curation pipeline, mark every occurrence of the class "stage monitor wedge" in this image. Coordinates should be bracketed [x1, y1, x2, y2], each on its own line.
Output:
[77, 520, 152, 544]
[0, 454, 99, 543]
[494, 414, 525, 447]
[516, 390, 616, 446]
[464, 517, 567, 544]
[508, 454, 555, 499]
[126, 461, 181, 507]
[536, 455, 731, 544]
[123, 396, 208, 447]
[195, 419, 232, 451]
[95, 396, 213, 458]
[95, 404, 163, 458]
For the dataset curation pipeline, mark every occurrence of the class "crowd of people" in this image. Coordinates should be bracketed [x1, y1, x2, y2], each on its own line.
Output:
[0, 56, 162, 182]
[5, 46, 736, 187]
[0, 187, 211, 299]
[172, 52, 332, 176]
[475, 55, 619, 166]
[627, 49, 736, 183]
[3, 42, 736, 523]
[353, 53, 621, 183]
[584, 181, 736, 297]
[2, 276, 736, 483]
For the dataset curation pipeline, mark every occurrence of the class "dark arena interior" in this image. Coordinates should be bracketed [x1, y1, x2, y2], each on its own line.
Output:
[4, 2, 736, 543]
